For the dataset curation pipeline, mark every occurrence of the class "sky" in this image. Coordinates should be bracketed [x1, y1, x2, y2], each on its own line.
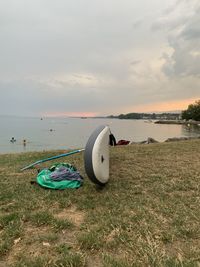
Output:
[0, 0, 199, 117]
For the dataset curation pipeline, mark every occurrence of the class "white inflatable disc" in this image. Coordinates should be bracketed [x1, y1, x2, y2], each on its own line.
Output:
[84, 125, 110, 185]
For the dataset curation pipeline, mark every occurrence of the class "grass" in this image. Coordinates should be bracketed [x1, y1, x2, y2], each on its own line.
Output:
[0, 140, 200, 266]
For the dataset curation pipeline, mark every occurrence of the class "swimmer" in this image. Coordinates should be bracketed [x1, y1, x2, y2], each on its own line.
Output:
[10, 137, 16, 143]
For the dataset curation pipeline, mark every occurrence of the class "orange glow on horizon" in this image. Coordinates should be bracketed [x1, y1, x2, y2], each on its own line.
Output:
[42, 111, 98, 117]
[41, 98, 199, 117]
[129, 98, 199, 113]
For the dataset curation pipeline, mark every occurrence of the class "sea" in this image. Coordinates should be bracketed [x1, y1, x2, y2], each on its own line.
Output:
[0, 116, 200, 154]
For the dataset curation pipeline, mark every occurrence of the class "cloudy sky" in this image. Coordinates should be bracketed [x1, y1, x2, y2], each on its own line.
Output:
[0, 0, 199, 117]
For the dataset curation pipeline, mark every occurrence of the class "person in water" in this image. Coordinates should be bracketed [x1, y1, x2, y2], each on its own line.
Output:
[10, 137, 16, 142]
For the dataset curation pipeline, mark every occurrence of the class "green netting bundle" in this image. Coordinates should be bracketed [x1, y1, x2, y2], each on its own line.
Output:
[36, 163, 83, 189]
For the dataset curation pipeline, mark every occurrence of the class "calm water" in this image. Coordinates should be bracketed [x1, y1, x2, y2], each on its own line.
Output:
[0, 116, 200, 154]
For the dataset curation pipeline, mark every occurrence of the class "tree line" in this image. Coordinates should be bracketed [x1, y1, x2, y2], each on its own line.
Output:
[107, 99, 200, 121]
[181, 100, 200, 121]
[107, 113, 180, 120]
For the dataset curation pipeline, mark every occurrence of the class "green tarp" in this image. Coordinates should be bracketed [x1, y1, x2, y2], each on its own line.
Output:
[36, 163, 83, 189]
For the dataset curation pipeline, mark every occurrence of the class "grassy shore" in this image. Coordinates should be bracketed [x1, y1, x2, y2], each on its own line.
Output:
[0, 140, 200, 267]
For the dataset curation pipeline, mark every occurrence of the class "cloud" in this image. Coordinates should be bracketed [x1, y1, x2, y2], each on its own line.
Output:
[181, 8, 200, 40]
[0, 0, 199, 116]
[132, 19, 143, 29]
[151, 0, 200, 79]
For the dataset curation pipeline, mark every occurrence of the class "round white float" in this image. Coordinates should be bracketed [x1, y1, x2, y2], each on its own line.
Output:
[84, 125, 110, 185]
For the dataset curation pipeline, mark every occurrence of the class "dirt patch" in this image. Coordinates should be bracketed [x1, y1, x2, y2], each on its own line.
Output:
[165, 239, 200, 258]
[24, 224, 50, 238]
[57, 229, 78, 248]
[105, 228, 120, 243]
[0, 202, 16, 216]
[6, 224, 52, 265]
[54, 206, 85, 227]
[4, 206, 85, 266]
[87, 255, 102, 267]
[0, 261, 7, 267]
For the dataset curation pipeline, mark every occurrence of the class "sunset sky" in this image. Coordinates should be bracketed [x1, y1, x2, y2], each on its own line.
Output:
[0, 0, 199, 117]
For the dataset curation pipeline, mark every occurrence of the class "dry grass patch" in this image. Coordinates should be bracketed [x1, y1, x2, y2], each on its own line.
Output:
[54, 205, 85, 227]
[0, 140, 200, 266]
[6, 225, 52, 265]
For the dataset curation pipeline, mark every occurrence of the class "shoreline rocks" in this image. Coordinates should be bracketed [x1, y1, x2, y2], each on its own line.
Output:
[164, 136, 200, 142]
[130, 136, 200, 145]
